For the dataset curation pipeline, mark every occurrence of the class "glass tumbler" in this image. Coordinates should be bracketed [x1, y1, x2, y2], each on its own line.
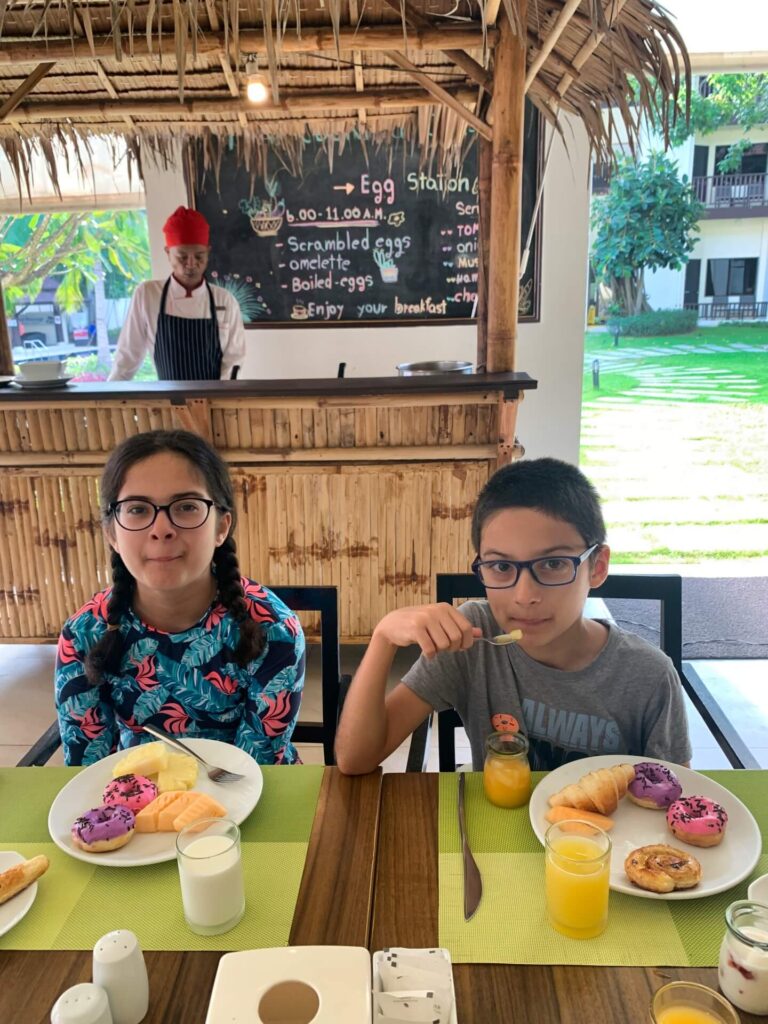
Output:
[544, 819, 611, 939]
[719, 899, 768, 1015]
[649, 981, 741, 1023]
[176, 817, 245, 936]
[483, 731, 531, 808]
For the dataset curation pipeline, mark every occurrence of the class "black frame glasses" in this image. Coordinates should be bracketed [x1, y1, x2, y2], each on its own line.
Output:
[471, 544, 600, 588]
[108, 497, 224, 531]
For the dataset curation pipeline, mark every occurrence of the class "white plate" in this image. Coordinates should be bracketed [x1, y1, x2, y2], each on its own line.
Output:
[12, 375, 73, 389]
[529, 754, 762, 900]
[0, 851, 39, 937]
[48, 739, 263, 867]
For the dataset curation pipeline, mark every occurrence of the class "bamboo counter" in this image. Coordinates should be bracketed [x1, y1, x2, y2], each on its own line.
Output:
[0, 372, 536, 642]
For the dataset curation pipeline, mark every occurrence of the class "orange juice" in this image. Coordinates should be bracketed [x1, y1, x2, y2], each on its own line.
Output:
[483, 732, 531, 808]
[483, 755, 531, 807]
[545, 833, 610, 939]
[655, 1009, 724, 1024]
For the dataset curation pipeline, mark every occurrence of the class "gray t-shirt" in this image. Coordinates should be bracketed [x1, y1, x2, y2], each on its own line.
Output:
[402, 600, 692, 770]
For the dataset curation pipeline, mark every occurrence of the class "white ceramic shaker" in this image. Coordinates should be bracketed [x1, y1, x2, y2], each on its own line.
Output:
[50, 982, 113, 1024]
[92, 929, 149, 1024]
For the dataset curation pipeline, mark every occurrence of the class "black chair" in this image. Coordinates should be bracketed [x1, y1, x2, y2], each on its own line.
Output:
[19, 585, 348, 768]
[433, 572, 756, 771]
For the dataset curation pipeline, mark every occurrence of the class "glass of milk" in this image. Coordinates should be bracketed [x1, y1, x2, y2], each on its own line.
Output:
[176, 818, 245, 935]
[719, 899, 768, 1015]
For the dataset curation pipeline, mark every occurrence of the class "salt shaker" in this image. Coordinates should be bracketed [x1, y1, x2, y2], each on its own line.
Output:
[92, 930, 149, 1024]
[51, 983, 113, 1024]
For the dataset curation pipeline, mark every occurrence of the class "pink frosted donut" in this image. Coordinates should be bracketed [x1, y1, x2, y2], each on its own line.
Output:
[666, 796, 728, 848]
[71, 805, 136, 853]
[103, 774, 158, 813]
[627, 762, 682, 810]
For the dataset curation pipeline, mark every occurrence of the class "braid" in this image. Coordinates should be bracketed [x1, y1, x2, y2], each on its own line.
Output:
[84, 551, 135, 687]
[213, 536, 265, 666]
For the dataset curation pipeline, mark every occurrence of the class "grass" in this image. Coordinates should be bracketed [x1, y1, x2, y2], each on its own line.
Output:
[580, 323, 768, 567]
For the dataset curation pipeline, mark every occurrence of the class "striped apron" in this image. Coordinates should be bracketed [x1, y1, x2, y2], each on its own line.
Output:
[153, 277, 223, 381]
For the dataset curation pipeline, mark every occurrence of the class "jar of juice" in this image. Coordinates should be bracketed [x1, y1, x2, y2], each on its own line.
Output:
[650, 981, 740, 1023]
[719, 899, 768, 1014]
[483, 732, 531, 808]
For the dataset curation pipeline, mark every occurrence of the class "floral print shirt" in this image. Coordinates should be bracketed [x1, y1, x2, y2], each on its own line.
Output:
[55, 578, 305, 766]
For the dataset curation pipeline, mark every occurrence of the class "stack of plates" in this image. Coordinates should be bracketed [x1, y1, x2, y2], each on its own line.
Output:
[12, 375, 73, 390]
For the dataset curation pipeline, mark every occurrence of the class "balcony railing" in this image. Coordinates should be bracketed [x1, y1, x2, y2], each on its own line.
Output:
[685, 301, 768, 320]
[692, 173, 767, 211]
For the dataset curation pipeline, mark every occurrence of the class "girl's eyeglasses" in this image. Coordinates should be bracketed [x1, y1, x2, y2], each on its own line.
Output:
[471, 544, 600, 588]
[108, 498, 225, 531]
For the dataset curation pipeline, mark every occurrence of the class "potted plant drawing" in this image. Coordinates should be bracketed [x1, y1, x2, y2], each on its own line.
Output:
[239, 177, 286, 237]
[373, 248, 399, 283]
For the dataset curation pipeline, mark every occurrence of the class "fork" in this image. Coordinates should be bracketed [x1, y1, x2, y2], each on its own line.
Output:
[140, 724, 245, 784]
[476, 631, 523, 647]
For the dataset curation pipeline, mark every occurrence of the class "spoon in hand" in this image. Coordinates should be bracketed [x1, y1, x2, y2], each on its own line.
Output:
[476, 629, 523, 647]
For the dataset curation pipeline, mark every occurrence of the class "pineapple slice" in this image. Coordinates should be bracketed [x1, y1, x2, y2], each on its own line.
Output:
[112, 741, 169, 779]
[156, 753, 198, 793]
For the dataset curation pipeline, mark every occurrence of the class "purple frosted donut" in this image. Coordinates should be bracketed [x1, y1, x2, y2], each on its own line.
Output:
[103, 774, 158, 813]
[71, 804, 136, 853]
[627, 762, 682, 809]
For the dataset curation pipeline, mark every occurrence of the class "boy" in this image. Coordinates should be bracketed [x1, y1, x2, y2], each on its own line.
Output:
[335, 457, 691, 773]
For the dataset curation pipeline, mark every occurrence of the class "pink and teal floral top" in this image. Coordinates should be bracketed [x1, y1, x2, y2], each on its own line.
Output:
[55, 579, 305, 766]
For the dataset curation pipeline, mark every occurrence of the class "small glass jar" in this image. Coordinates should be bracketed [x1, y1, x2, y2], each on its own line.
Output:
[482, 731, 531, 808]
[718, 899, 768, 1015]
[650, 981, 740, 1023]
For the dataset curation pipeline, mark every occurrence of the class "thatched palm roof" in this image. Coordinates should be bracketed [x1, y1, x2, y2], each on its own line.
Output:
[0, 0, 689, 187]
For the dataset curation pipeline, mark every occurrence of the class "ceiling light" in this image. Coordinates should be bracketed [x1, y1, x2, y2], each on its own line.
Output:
[245, 57, 268, 104]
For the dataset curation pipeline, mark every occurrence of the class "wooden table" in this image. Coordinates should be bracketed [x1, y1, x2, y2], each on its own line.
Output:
[371, 774, 764, 1023]
[0, 768, 381, 1023]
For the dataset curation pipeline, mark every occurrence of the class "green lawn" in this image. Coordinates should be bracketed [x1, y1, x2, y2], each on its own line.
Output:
[580, 324, 768, 567]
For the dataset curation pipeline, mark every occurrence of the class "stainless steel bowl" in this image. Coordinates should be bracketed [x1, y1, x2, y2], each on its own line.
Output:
[396, 360, 473, 376]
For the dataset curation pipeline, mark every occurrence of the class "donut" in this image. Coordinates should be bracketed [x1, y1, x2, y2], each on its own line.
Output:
[71, 805, 136, 853]
[627, 762, 682, 810]
[103, 774, 158, 813]
[625, 844, 702, 893]
[666, 795, 728, 848]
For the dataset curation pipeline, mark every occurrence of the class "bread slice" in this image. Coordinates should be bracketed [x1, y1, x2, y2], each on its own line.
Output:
[0, 854, 49, 905]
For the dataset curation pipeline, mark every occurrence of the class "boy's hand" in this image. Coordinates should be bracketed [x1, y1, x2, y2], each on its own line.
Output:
[373, 603, 481, 658]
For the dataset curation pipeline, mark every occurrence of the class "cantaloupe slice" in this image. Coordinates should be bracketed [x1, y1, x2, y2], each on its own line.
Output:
[134, 790, 227, 832]
[135, 791, 186, 833]
[172, 794, 226, 831]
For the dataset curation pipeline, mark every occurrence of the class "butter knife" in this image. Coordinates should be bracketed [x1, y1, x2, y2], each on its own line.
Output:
[458, 773, 482, 921]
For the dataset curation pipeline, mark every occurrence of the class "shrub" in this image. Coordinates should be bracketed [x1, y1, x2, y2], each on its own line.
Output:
[606, 308, 698, 338]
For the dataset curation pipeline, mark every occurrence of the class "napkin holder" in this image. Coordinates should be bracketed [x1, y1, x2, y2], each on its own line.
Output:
[204, 946, 372, 1024]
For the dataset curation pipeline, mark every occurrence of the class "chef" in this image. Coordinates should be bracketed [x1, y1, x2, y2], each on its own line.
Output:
[109, 206, 246, 381]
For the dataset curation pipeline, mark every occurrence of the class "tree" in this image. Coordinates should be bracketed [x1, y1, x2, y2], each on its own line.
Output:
[0, 210, 150, 316]
[667, 73, 768, 171]
[591, 154, 703, 315]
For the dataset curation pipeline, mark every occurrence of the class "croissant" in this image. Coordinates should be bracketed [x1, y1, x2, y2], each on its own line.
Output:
[0, 854, 49, 905]
[548, 763, 635, 816]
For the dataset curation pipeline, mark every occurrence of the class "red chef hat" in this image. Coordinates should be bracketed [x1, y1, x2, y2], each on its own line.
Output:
[162, 206, 210, 247]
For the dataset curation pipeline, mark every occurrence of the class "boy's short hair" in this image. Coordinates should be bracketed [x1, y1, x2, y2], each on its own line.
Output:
[471, 457, 606, 551]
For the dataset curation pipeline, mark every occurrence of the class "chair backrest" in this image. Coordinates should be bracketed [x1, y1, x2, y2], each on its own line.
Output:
[271, 585, 343, 765]
[433, 571, 684, 771]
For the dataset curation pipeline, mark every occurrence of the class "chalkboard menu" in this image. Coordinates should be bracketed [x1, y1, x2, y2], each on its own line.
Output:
[193, 105, 540, 325]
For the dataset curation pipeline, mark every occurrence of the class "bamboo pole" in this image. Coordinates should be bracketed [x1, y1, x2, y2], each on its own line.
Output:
[0, 26, 496, 66]
[12, 86, 479, 120]
[475, 136, 492, 371]
[0, 62, 55, 122]
[555, 0, 631, 101]
[0, 282, 13, 376]
[524, 0, 582, 92]
[486, 5, 527, 372]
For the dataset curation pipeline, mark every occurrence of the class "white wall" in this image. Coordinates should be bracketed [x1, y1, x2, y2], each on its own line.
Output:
[141, 120, 591, 463]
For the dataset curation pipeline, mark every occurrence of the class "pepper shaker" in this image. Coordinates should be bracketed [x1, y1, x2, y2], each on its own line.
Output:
[92, 930, 149, 1024]
[51, 983, 113, 1024]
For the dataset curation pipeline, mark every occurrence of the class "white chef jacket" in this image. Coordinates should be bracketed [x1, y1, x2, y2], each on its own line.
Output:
[108, 277, 247, 381]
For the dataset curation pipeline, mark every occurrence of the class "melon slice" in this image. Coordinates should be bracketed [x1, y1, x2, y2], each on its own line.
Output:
[172, 794, 227, 831]
[134, 790, 227, 832]
[135, 791, 186, 833]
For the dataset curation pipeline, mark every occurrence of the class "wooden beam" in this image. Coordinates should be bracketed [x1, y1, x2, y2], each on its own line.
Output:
[0, 62, 55, 122]
[555, 0, 631, 100]
[525, 0, 581, 92]
[348, 0, 367, 128]
[475, 136, 492, 371]
[526, 29, 580, 80]
[11, 86, 479, 120]
[0, 282, 13, 376]
[92, 62, 135, 129]
[485, 0, 503, 27]
[204, 0, 220, 32]
[0, 26, 497, 66]
[219, 50, 248, 128]
[383, 50, 492, 141]
[486, 5, 526, 372]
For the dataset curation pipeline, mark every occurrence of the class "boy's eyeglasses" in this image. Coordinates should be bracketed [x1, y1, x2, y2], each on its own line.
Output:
[108, 498, 224, 531]
[471, 544, 600, 588]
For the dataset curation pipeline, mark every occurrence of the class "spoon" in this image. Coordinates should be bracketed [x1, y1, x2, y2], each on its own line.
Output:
[477, 630, 523, 647]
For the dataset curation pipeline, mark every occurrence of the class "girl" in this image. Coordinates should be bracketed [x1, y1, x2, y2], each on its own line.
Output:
[55, 429, 305, 766]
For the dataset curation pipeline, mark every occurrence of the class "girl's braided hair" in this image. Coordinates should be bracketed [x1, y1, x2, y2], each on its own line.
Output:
[84, 429, 264, 686]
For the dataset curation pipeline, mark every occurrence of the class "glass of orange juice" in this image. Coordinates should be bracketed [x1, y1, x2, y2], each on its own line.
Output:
[483, 732, 531, 808]
[649, 982, 740, 1024]
[544, 820, 611, 939]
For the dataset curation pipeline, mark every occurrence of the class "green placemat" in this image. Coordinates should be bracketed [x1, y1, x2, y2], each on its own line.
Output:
[0, 764, 323, 951]
[439, 770, 767, 966]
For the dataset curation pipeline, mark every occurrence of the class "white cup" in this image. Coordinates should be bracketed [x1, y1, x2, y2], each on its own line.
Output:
[176, 817, 245, 935]
[51, 983, 113, 1024]
[92, 929, 149, 1024]
[748, 873, 768, 905]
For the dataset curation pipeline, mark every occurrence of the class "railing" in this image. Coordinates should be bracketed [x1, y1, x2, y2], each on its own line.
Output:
[686, 301, 768, 320]
[692, 173, 767, 210]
